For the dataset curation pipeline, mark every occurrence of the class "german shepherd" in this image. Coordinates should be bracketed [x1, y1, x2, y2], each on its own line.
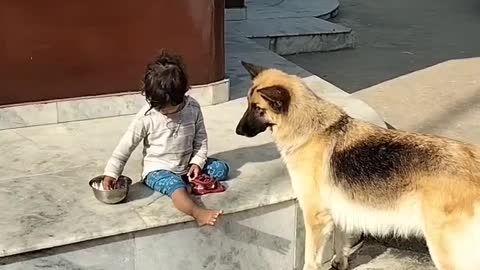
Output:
[235, 62, 480, 270]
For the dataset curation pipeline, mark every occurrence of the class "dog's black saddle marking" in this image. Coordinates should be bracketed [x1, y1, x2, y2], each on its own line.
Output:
[331, 137, 438, 190]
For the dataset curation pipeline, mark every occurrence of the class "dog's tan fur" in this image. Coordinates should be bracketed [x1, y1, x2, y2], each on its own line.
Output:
[236, 64, 480, 270]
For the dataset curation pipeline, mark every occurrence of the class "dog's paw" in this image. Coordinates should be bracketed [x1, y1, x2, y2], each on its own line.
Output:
[330, 255, 349, 270]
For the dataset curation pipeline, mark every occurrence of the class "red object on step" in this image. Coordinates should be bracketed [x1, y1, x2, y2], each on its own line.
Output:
[190, 174, 226, 196]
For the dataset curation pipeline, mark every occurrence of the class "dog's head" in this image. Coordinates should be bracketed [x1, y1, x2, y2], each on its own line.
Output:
[235, 61, 291, 137]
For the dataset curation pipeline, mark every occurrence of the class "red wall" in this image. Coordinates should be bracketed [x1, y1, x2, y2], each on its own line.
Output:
[0, 0, 225, 106]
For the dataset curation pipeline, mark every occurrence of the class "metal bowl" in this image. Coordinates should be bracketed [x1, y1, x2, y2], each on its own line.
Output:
[89, 175, 133, 204]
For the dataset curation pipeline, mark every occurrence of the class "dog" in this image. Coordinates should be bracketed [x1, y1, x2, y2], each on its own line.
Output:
[235, 61, 480, 270]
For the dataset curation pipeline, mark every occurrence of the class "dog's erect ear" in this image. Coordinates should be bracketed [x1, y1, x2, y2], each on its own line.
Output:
[258, 86, 291, 114]
[241, 61, 267, 79]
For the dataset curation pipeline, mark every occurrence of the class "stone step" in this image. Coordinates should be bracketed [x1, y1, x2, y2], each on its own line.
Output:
[228, 17, 354, 55]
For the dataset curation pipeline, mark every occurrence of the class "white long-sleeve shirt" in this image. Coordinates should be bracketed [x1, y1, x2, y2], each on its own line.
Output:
[103, 97, 208, 179]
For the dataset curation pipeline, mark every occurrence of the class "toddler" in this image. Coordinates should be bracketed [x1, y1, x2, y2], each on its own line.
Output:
[103, 51, 229, 226]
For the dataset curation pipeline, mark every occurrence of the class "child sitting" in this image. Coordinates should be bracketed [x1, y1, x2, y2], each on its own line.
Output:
[103, 51, 229, 226]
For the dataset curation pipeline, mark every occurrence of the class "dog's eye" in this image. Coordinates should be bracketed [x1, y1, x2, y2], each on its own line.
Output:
[252, 104, 265, 116]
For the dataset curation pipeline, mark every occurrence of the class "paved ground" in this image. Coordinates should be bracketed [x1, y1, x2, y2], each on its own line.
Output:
[287, 0, 480, 144]
[287, 0, 480, 93]
[354, 57, 480, 144]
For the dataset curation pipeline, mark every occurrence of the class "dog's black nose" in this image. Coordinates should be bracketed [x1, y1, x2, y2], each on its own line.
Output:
[236, 125, 246, 136]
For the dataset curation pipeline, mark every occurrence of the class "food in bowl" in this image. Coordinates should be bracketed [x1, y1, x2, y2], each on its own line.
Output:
[89, 175, 132, 204]
[91, 178, 128, 190]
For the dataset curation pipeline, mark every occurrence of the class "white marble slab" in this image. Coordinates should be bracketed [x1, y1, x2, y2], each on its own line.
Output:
[135, 201, 296, 270]
[56, 80, 230, 123]
[0, 234, 135, 270]
[0, 99, 291, 257]
[0, 167, 147, 257]
[189, 79, 230, 106]
[0, 204, 435, 270]
[0, 103, 57, 130]
[0, 79, 230, 130]
[57, 94, 146, 123]
[0, 202, 297, 270]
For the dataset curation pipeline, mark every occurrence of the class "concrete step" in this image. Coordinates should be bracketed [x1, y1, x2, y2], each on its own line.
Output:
[228, 17, 354, 55]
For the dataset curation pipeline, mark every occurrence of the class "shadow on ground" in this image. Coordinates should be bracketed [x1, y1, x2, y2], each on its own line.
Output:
[211, 142, 280, 178]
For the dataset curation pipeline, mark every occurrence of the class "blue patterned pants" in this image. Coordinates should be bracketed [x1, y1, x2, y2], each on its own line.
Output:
[144, 159, 229, 197]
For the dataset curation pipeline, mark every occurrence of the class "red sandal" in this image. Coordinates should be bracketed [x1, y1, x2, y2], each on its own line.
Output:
[190, 174, 226, 196]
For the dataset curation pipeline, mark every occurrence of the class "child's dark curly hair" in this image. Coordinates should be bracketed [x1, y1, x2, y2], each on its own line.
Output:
[142, 50, 190, 114]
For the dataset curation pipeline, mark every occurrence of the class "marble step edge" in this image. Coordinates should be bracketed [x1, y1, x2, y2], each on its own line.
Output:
[0, 79, 229, 131]
[1, 195, 296, 258]
[0, 201, 306, 270]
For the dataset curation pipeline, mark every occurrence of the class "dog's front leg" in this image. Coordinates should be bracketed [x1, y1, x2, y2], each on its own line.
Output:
[302, 206, 333, 270]
[331, 225, 350, 270]
[331, 227, 365, 270]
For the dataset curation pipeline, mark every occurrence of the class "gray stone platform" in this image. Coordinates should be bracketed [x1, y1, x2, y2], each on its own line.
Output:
[227, 0, 354, 56]
[229, 17, 354, 55]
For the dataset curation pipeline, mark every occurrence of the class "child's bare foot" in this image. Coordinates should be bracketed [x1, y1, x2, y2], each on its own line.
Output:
[193, 208, 223, 226]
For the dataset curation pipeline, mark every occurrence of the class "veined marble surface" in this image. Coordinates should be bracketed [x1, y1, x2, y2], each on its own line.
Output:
[0, 77, 385, 257]
[0, 202, 298, 270]
[0, 98, 289, 257]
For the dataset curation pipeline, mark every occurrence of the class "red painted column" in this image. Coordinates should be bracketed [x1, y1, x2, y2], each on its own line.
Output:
[0, 0, 225, 106]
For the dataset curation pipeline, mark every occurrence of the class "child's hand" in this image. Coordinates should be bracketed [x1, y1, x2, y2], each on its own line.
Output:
[103, 176, 117, 190]
[188, 164, 202, 181]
